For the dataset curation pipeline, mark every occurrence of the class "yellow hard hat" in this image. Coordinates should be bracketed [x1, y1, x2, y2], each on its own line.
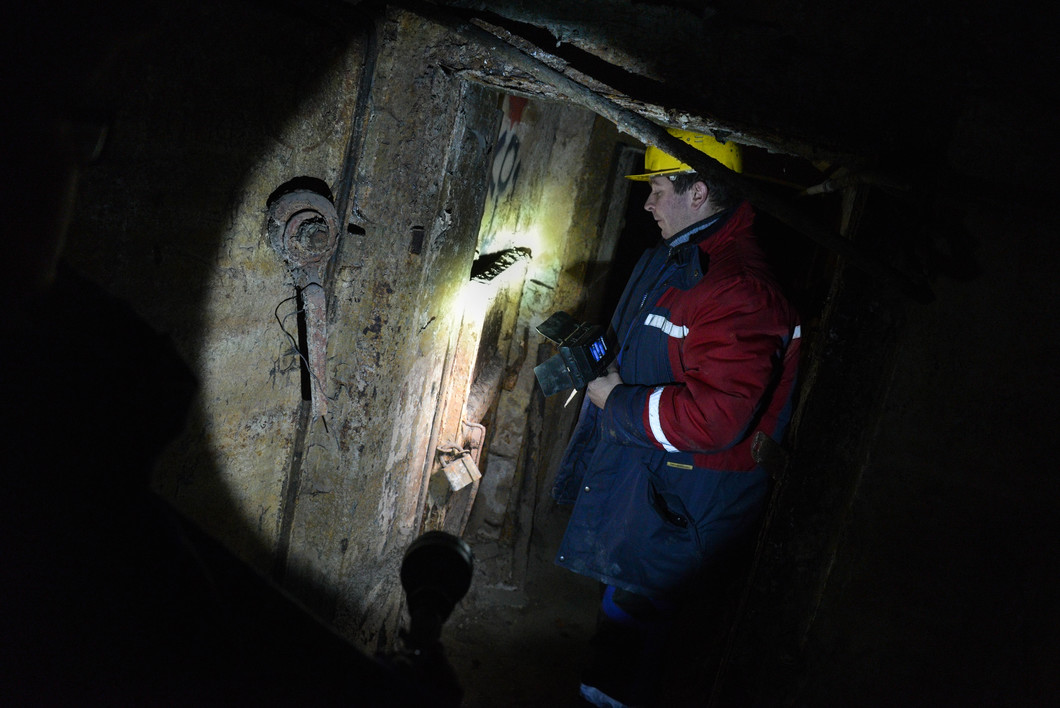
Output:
[626, 127, 742, 180]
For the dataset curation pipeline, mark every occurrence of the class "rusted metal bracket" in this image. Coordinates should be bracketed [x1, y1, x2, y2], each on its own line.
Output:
[462, 419, 486, 466]
[430, 424, 487, 535]
[267, 189, 340, 421]
[429, 442, 483, 536]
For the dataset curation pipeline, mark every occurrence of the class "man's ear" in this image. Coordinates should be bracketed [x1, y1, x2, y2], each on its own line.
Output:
[691, 181, 710, 208]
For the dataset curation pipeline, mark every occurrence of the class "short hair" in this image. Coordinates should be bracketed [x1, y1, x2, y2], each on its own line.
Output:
[670, 171, 739, 211]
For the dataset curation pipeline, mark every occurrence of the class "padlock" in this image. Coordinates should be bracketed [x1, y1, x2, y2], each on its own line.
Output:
[429, 450, 482, 507]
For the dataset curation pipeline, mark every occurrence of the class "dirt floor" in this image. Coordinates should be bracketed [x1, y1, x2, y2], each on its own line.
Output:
[441, 500, 600, 707]
[441, 493, 755, 708]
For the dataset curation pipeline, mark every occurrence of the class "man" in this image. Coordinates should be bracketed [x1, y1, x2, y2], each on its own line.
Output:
[552, 128, 801, 707]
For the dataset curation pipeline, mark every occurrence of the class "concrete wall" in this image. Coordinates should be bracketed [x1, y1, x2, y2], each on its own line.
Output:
[57, 0, 621, 650]
[714, 182, 1060, 704]
[793, 205, 1059, 704]
[66, 1, 363, 570]
[59, 2, 499, 648]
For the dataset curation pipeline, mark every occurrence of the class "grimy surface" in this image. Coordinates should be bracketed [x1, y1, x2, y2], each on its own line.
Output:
[443, 502, 599, 708]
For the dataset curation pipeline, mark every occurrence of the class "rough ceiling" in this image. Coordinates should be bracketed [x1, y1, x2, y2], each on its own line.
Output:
[393, 0, 1058, 191]
[13, 0, 1057, 195]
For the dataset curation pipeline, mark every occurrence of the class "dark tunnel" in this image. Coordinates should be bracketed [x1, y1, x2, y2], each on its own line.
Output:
[3, 1, 1059, 705]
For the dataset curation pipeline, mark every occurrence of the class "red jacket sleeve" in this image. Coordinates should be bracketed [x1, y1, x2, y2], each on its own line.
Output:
[646, 276, 792, 454]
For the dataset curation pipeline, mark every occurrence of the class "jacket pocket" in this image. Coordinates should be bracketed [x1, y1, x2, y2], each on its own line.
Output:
[646, 463, 704, 557]
[648, 479, 689, 528]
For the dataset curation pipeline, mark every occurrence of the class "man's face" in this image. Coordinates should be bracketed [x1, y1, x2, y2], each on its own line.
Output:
[644, 175, 699, 240]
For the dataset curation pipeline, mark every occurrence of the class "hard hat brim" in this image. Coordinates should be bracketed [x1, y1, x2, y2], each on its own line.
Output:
[624, 167, 693, 182]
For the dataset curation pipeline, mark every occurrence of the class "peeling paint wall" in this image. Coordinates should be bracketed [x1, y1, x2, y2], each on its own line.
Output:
[60, 1, 505, 650]
[303, 11, 501, 645]
[462, 100, 624, 546]
[52, 0, 632, 655]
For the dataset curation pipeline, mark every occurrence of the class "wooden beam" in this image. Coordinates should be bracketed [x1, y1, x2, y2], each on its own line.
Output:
[398, 0, 935, 303]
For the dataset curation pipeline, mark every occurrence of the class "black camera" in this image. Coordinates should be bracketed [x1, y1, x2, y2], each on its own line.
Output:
[533, 311, 616, 397]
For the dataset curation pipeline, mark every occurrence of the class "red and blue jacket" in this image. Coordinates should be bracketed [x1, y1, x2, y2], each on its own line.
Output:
[552, 202, 801, 599]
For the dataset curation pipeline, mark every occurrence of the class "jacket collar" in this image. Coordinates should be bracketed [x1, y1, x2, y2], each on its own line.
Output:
[667, 207, 731, 249]
[665, 206, 737, 289]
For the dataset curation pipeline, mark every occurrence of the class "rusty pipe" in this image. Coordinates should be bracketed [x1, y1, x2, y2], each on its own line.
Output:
[268, 189, 340, 420]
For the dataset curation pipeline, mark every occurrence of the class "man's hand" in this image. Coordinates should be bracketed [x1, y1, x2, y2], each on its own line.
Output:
[587, 369, 623, 409]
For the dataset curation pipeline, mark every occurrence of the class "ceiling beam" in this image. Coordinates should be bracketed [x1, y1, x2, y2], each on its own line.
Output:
[397, 1, 934, 302]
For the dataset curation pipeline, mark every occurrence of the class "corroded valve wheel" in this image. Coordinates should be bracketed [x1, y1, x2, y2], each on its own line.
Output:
[266, 189, 340, 271]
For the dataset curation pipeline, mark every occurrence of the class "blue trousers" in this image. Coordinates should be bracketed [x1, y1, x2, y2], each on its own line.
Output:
[581, 585, 675, 706]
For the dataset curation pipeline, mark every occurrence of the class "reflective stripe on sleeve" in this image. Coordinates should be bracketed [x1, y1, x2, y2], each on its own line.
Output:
[644, 314, 689, 339]
[793, 324, 802, 339]
[648, 386, 679, 453]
